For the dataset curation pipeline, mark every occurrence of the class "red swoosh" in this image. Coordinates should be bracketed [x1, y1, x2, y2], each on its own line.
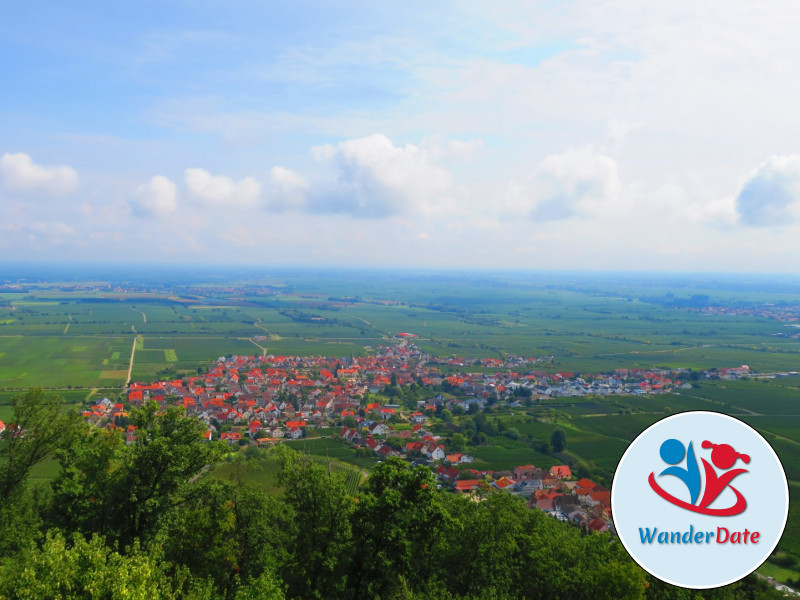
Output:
[648, 472, 747, 516]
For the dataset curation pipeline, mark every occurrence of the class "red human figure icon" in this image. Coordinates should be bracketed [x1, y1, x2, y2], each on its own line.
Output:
[698, 441, 750, 512]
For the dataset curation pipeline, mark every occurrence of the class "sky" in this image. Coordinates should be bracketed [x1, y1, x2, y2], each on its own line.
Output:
[3, 1, 800, 272]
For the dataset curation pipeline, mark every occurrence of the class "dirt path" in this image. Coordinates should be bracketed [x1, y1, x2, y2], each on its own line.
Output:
[131, 308, 147, 323]
[595, 344, 712, 358]
[348, 314, 373, 327]
[243, 312, 271, 335]
[672, 392, 762, 416]
[125, 335, 139, 387]
[247, 337, 267, 356]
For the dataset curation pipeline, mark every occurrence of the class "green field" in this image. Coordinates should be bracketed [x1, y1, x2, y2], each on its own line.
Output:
[5, 270, 800, 585]
[208, 450, 364, 496]
[4, 272, 800, 392]
[0, 336, 131, 388]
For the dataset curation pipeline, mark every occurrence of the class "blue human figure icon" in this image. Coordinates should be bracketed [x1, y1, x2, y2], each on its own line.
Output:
[658, 438, 701, 505]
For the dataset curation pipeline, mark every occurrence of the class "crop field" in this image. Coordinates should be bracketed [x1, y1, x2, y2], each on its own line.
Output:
[288, 437, 376, 470]
[0, 335, 131, 388]
[4, 271, 800, 393]
[682, 380, 800, 416]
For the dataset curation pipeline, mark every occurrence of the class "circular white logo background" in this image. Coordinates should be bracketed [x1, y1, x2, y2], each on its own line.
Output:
[612, 411, 788, 589]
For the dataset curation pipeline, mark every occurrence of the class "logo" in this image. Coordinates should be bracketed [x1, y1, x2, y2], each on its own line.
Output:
[612, 411, 788, 589]
[648, 439, 749, 516]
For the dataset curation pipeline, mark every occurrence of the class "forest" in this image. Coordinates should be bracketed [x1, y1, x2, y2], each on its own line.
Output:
[0, 390, 785, 599]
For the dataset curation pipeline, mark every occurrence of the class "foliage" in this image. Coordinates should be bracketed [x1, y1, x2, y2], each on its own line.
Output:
[0, 402, 790, 600]
[551, 427, 568, 452]
[0, 531, 181, 600]
[275, 445, 354, 599]
[0, 389, 78, 501]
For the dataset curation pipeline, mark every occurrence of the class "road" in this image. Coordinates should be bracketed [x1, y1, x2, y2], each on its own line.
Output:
[125, 335, 139, 387]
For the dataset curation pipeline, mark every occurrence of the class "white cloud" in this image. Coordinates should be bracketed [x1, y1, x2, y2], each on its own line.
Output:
[0, 152, 79, 194]
[268, 166, 307, 210]
[24, 221, 76, 246]
[735, 155, 800, 226]
[27, 221, 75, 236]
[309, 134, 455, 217]
[505, 147, 622, 220]
[185, 168, 262, 208]
[130, 175, 178, 218]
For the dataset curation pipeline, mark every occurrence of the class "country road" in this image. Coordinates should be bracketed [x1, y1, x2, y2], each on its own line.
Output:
[125, 335, 139, 387]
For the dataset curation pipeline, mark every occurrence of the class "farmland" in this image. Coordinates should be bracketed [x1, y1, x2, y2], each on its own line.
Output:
[3, 267, 800, 585]
[3, 270, 800, 397]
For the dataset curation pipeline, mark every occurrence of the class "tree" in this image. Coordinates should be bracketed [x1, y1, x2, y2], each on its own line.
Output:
[351, 458, 448, 598]
[550, 428, 567, 453]
[158, 477, 288, 597]
[0, 531, 185, 600]
[275, 446, 354, 599]
[49, 425, 126, 539]
[113, 403, 225, 547]
[449, 433, 467, 453]
[0, 389, 79, 558]
[0, 389, 78, 502]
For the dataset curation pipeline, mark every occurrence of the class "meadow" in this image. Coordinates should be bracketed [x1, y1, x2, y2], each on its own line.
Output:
[208, 449, 364, 497]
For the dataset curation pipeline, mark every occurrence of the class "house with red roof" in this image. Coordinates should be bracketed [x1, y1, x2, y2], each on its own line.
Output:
[424, 443, 446, 461]
[368, 422, 390, 436]
[587, 518, 610, 533]
[405, 441, 424, 453]
[550, 465, 572, 479]
[455, 480, 484, 493]
[220, 432, 242, 444]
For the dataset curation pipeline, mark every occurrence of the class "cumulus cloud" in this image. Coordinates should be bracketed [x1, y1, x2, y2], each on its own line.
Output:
[185, 168, 262, 208]
[0, 152, 79, 194]
[309, 134, 455, 218]
[130, 175, 178, 218]
[506, 147, 622, 220]
[268, 166, 308, 210]
[735, 155, 800, 226]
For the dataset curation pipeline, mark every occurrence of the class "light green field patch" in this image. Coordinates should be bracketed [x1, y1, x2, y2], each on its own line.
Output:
[12, 301, 61, 306]
[99, 370, 127, 380]
[164, 349, 178, 362]
[70, 345, 88, 352]
[189, 305, 238, 309]
[102, 358, 108, 365]
[0, 319, 15, 325]
[112, 351, 120, 359]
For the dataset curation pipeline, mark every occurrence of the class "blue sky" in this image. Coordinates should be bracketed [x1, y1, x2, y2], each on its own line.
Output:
[3, 1, 800, 271]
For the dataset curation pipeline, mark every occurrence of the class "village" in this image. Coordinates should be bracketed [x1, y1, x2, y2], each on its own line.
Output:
[62, 337, 749, 534]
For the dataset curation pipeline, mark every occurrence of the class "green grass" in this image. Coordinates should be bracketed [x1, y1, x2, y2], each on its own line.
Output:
[757, 561, 800, 586]
[209, 457, 285, 495]
[208, 450, 364, 496]
[689, 380, 800, 415]
[288, 437, 376, 470]
[0, 336, 131, 388]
